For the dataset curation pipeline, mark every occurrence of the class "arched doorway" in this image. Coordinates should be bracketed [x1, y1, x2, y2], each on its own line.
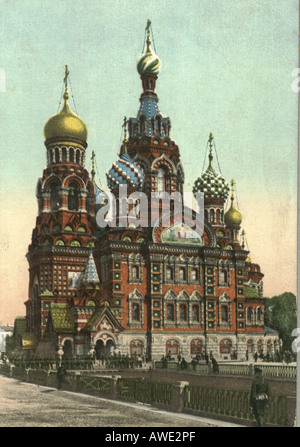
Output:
[95, 338, 115, 359]
[63, 340, 73, 359]
[247, 339, 254, 354]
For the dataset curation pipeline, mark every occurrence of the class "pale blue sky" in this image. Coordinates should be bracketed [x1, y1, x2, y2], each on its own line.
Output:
[0, 0, 298, 323]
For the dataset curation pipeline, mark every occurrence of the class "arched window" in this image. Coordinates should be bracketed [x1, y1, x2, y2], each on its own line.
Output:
[167, 304, 175, 321]
[221, 305, 229, 322]
[192, 304, 200, 322]
[132, 303, 140, 321]
[55, 239, 65, 246]
[69, 148, 74, 163]
[157, 168, 165, 193]
[257, 307, 263, 324]
[62, 147, 67, 162]
[76, 150, 80, 164]
[219, 339, 232, 354]
[140, 115, 146, 135]
[132, 266, 139, 280]
[179, 267, 186, 281]
[191, 268, 198, 281]
[210, 209, 215, 224]
[55, 147, 60, 163]
[257, 339, 263, 354]
[190, 339, 203, 355]
[68, 182, 79, 211]
[179, 304, 187, 322]
[246, 306, 253, 324]
[216, 209, 220, 224]
[220, 270, 227, 284]
[86, 300, 95, 307]
[166, 339, 178, 356]
[50, 184, 59, 211]
[166, 267, 173, 281]
[130, 340, 144, 356]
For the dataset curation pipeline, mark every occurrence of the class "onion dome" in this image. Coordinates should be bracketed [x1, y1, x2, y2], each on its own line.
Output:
[44, 66, 87, 142]
[225, 179, 242, 227]
[106, 120, 144, 191]
[137, 19, 161, 76]
[106, 151, 144, 191]
[193, 134, 230, 200]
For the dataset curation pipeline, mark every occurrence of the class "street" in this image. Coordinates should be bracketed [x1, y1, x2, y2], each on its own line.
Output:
[0, 374, 242, 428]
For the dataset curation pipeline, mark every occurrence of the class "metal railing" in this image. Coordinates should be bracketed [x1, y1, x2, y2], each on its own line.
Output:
[116, 378, 172, 406]
[154, 361, 296, 379]
[183, 384, 289, 426]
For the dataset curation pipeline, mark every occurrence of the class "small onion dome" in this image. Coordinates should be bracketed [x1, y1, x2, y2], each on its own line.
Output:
[193, 164, 230, 200]
[246, 256, 252, 263]
[44, 91, 87, 142]
[225, 200, 242, 227]
[106, 151, 144, 191]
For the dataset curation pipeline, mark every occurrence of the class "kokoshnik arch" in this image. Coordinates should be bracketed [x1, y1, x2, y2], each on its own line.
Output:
[14, 20, 280, 361]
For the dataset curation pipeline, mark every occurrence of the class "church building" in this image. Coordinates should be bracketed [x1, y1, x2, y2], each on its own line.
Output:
[17, 21, 280, 361]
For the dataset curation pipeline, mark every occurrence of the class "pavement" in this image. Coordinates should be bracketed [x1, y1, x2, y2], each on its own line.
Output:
[0, 374, 244, 428]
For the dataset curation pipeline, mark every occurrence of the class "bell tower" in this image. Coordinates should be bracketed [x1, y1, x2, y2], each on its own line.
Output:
[127, 20, 184, 201]
[25, 67, 97, 344]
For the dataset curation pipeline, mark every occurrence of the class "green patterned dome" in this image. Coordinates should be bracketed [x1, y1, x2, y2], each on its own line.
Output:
[193, 164, 230, 200]
[193, 134, 229, 200]
[137, 48, 161, 75]
[137, 20, 161, 76]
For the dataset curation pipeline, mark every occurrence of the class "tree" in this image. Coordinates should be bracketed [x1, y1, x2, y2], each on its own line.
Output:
[5, 334, 17, 357]
[264, 292, 297, 351]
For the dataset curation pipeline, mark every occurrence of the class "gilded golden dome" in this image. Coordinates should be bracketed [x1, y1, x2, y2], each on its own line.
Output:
[44, 92, 88, 142]
[225, 202, 242, 227]
[224, 179, 242, 227]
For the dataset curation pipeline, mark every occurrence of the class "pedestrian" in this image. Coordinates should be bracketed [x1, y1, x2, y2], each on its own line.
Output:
[57, 363, 67, 390]
[211, 356, 219, 373]
[180, 357, 188, 370]
[250, 367, 269, 427]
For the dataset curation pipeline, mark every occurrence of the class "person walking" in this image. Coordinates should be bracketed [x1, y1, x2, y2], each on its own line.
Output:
[250, 367, 269, 427]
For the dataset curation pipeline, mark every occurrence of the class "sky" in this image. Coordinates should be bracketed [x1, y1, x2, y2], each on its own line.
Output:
[0, 0, 298, 324]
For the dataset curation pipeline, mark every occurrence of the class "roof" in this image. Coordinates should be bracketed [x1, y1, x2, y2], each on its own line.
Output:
[84, 303, 123, 332]
[49, 303, 76, 333]
[244, 285, 260, 298]
[83, 251, 100, 284]
[264, 326, 279, 334]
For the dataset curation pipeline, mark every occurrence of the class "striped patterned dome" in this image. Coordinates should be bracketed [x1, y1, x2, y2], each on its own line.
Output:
[193, 165, 230, 200]
[137, 46, 161, 76]
[106, 152, 144, 191]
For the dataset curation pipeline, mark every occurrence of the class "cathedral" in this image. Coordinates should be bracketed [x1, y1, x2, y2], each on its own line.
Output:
[17, 21, 280, 361]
